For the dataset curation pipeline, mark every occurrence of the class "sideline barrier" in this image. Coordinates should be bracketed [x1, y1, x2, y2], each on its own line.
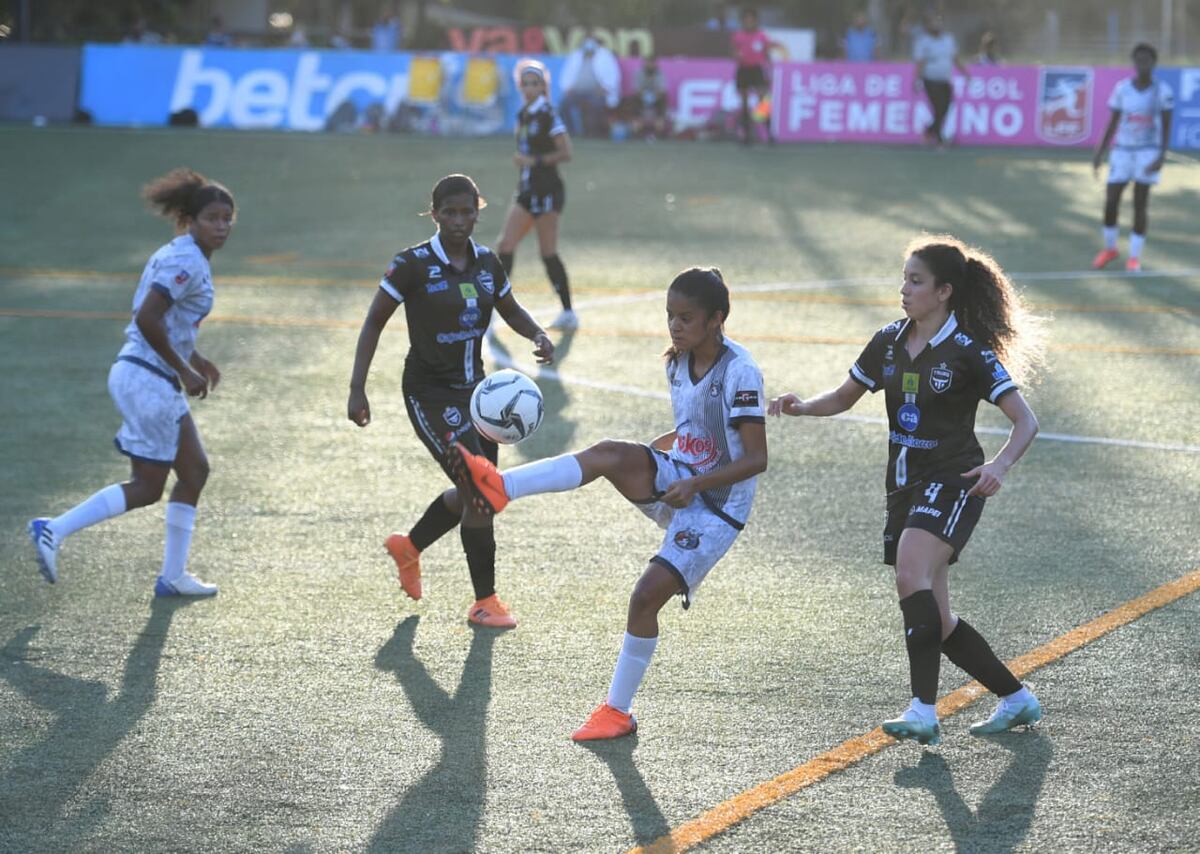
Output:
[0, 45, 82, 122]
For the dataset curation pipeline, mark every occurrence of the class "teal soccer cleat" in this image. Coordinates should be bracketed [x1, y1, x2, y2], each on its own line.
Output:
[970, 693, 1042, 735]
[882, 706, 941, 746]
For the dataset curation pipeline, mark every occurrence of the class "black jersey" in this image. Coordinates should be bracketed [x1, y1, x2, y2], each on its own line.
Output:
[850, 313, 1018, 494]
[516, 95, 566, 194]
[380, 234, 511, 390]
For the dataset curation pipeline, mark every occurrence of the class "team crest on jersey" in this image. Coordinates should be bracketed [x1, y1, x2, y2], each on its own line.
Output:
[443, 406, 463, 427]
[1037, 68, 1093, 145]
[673, 529, 702, 550]
[953, 332, 973, 347]
[708, 380, 723, 398]
[174, 270, 190, 285]
[413, 247, 430, 258]
[929, 365, 953, 393]
[477, 271, 494, 294]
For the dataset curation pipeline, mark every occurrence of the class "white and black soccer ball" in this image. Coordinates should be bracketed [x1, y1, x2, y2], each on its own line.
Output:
[470, 369, 545, 444]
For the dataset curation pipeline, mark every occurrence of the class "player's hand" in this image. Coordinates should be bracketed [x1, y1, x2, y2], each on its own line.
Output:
[962, 460, 1008, 497]
[1147, 155, 1165, 174]
[768, 393, 804, 417]
[513, 153, 535, 168]
[192, 355, 221, 391]
[179, 365, 209, 399]
[661, 477, 699, 509]
[532, 332, 554, 365]
[347, 387, 371, 427]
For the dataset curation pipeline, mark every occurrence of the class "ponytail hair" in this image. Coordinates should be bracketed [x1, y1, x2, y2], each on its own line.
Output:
[663, 266, 730, 360]
[906, 235, 1046, 383]
[142, 168, 235, 228]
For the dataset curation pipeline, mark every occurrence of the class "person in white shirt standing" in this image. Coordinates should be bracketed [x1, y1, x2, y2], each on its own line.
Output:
[913, 12, 969, 148]
[28, 168, 234, 597]
[1091, 43, 1174, 272]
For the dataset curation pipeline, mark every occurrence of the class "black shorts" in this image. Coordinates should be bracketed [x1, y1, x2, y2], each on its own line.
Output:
[883, 475, 985, 566]
[736, 64, 769, 92]
[516, 185, 565, 216]
[403, 383, 497, 478]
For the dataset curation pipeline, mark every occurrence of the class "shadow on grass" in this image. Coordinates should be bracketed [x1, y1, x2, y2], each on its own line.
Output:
[0, 597, 194, 850]
[894, 731, 1053, 852]
[579, 735, 673, 850]
[369, 615, 498, 854]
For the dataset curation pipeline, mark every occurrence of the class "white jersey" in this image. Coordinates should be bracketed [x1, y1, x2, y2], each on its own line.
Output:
[118, 233, 214, 376]
[913, 31, 958, 82]
[664, 337, 765, 528]
[1108, 77, 1174, 149]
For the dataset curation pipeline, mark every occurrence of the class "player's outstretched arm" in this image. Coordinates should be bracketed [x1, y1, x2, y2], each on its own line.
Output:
[769, 376, 866, 418]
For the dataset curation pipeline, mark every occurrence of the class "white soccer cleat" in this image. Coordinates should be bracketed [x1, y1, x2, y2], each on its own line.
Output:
[970, 691, 1042, 735]
[882, 703, 941, 746]
[154, 572, 218, 597]
[547, 308, 579, 331]
[27, 517, 59, 583]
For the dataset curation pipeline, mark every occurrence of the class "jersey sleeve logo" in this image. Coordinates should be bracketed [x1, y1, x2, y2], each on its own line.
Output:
[732, 390, 759, 407]
[174, 270, 190, 285]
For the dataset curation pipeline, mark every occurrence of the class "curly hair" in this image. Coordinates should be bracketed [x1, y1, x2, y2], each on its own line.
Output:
[142, 168, 235, 228]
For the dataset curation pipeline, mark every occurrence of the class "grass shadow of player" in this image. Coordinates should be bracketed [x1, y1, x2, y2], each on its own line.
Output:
[368, 615, 498, 854]
[893, 730, 1053, 852]
[578, 735, 673, 849]
[0, 597, 193, 851]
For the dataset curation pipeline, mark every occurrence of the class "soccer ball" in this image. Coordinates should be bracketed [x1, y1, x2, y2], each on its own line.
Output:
[470, 369, 545, 444]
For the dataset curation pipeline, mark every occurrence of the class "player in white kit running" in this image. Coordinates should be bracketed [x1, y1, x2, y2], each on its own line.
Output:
[445, 267, 769, 741]
[27, 168, 234, 597]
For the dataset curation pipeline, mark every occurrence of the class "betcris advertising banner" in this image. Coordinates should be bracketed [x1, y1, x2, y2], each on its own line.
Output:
[80, 44, 563, 132]
[621, 58, 1198, 149]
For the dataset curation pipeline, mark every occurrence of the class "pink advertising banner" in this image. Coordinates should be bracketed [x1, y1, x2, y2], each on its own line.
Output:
[621, 58, 1142, 148]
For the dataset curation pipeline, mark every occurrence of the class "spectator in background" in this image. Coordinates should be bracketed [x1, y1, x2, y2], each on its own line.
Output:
[289, 24, 310, 47]
[842, 12, 877, 61]
[626, 56, 670, 140]
[913, 12, 969, 148]
[204, 16, 232, 47]
[732, 7, 781, 146]
[976, 31, 1001, 65]
[560, 37, 621, 139]
[330, 27, 352, 49]
[372, 11, 401, 52]
[124, 17, 163, 44]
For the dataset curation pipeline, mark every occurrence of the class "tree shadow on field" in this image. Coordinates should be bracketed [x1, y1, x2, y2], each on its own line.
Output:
[0, 598, 192, 851]
[894, 732, 1053, 852]
[579, 736, 673, 849]
[369, 616, 498, 854]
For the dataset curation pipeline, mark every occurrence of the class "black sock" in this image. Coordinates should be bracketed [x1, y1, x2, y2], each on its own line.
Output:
[541, 254, 571, 310]
[460, 524, 496, 601]
[942, 618, 1022, 697]
[408, 495, 460, 552]
[499, 252, 514, 276]
[899, 590, 942, 705]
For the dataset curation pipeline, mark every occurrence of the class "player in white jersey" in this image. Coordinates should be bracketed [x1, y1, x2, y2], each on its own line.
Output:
[27, 168, 234, 597]
[445, 267, 768, 741]
[1091, 43, 1174, 272]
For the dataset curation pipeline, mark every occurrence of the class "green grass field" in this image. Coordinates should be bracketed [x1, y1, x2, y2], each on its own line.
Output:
[1, 126, 1198, 853]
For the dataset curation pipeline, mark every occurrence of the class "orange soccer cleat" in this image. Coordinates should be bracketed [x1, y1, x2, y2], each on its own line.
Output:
[571, 703, 638, 742]
[467, 593, 517, 629]
[1091, 247, 1120, 269]
[1125, 257, 1142, 272]
[385, 533, 422, 600]
[445, 442, 509, 514]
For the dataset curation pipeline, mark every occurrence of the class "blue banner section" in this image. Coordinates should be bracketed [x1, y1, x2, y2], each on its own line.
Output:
[1159, 68, 1200, 150]
[80, 45, 564, 133]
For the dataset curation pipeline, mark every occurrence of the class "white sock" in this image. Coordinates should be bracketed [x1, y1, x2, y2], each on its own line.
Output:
[909, 698, 939, 722]
[1129, 232, 1145, 259]
[49, 484, 127, 539]
[606, 632, 658, 713]
[161, 502, 197, 581]
[501, 453, 583, 501]
[1002, 685, 1033, 707]
[1103, 225, 1118, 249]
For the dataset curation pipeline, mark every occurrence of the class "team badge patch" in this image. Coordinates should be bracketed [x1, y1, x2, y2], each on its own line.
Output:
[443, 406, 463, 427]
[174, 270, 190, 285]
[897, 402, 921, 432]
[459, 306, 481, 328]
[733, 390, 759, 407]
[458, 282, 479, 299]
[929, 366, 953, 393]
[902, 372, 920, 394]
[1037, 67, 1093, 145]
[674, 529, 702, 550]
[477, 271, 494, 294]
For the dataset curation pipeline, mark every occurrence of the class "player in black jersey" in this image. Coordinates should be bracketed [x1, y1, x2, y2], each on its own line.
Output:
[494, 59, 578, 331]
[348, 174, 553, 628]
[770, 236, 1045, 745]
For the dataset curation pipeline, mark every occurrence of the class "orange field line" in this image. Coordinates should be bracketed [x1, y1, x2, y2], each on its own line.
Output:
[628, 567, 1200, 854]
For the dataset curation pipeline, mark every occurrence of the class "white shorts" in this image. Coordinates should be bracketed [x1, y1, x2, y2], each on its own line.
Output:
[1108, 148, 1163, 185]
[108, 358, 189, 466]
[632, 448, 743, 608]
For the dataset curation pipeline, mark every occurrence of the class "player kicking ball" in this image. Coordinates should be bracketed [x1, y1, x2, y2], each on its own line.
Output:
[445, 268, 768, 741]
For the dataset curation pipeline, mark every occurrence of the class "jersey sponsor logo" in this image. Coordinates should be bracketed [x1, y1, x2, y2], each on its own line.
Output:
[673, 528, 702, 550]
[902, 372, 920, 394]
[883, 320, 903, 333]
[413, 247, 430, 258]
[426, 280, 449, 293]
[676, 431, 719, 469]
[459, 306, 482, 328]
[910, 505, 943, 518]
[884, 345, 894, 361]
[980, 349, 998, 364]
[458, 282, 479, 299]
[883, 365, 896, 378]
[174, 270, 190, 285]
[477, 270, 494, 294]
[992, 362, 1011, 381]
[1037, 67, 1094, 145]
[953, 332, 973, 347]
[436, 329, 485, 344]
[889, 431, 939, 450]
[732, 389, 759, 407]
[897, 402, 921, 432]
[443, 406, 463, 427]
[929, 365, 953, 393]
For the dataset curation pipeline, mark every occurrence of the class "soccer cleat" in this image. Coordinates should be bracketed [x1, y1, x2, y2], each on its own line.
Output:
[547, 308, 580, 331]
[1091, 247, 1120, 269]
[445, 442, 509, 515]
[385, 533, 422, 600]
[969, 693, 1042, 735]
[572, 703, 637, 742]
[882, 706, 941, 746]
[27, 518, 59, 583]
[466, 593, 517, 629]
[1125, 257, 1142, 272]
[154, 572, 218, 597]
